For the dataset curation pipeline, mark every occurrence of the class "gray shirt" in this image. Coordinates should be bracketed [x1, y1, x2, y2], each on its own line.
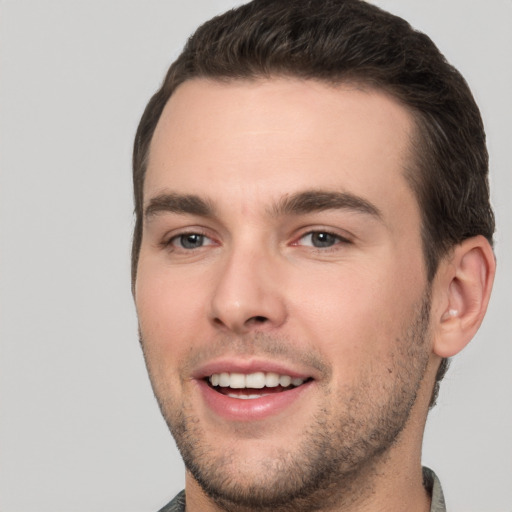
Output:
[158, 467, 446, 512]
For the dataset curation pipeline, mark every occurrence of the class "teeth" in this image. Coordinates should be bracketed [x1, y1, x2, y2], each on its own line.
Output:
[279, 375, 291, 387]
[227, 393, 269, 399]
[208, 371, 306, 389]
[219, 372, 230, 387]
[246, 372, 266, 388]
[265, 372, 280, 387]
[229, 373, 246, 389]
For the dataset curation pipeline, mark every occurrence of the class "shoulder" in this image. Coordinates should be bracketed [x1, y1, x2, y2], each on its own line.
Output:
[156, 490, 186, 512]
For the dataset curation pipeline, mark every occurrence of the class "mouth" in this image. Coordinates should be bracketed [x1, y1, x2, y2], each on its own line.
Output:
[194, 360, 316, 421]
[206, 371, 312, 400]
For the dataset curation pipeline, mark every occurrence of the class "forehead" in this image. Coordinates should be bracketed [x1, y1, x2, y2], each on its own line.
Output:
[146, 78, 418, 224]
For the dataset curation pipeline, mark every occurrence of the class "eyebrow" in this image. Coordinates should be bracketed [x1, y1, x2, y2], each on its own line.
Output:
[144, 189, 382, 222]
[269, 190, 382, 219]
[144, 192, 215, 219]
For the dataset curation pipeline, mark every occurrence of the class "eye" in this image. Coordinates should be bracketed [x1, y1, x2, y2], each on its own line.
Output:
[297, 231, 347, 248]
[169, 233, 215, 250]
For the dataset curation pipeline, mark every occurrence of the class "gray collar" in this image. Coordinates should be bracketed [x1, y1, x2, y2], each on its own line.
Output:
[423, 466, 447, 512]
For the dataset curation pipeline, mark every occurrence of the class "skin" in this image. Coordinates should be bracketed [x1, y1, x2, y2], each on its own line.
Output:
[135, 78, 491, 511]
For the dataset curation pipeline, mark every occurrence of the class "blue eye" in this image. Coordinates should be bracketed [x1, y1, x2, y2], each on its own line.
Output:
[171, 233, 211, 249]
[299, 231, 344, 248]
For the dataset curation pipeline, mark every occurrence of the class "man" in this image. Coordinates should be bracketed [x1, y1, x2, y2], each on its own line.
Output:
[131, 1, 495, 511]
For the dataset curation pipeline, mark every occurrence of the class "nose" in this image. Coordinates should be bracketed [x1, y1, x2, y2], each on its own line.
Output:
[209, 246, 287, 334]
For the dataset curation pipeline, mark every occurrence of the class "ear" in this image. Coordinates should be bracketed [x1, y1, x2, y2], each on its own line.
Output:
[431, 235, 496, 358]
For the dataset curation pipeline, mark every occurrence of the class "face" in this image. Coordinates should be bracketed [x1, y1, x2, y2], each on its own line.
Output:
[136, 78, 433, 510]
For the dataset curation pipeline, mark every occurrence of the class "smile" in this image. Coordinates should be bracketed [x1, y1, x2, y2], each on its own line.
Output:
[208, 371, 307, 399]
[195, 362, 315, 420]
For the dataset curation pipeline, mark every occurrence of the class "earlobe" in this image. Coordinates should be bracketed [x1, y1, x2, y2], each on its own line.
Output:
[432, 235, 495, 358]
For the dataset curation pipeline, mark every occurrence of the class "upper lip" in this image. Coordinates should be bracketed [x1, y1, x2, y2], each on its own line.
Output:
[192, 357, 317, 381]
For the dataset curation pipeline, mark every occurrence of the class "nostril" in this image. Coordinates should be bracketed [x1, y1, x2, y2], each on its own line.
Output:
[212, 315, 267, 326]
[211, 307, 279, 332]
[250, 316, 268, 324]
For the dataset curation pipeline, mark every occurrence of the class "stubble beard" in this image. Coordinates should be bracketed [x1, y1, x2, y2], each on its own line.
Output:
[144, 292, 432, 512]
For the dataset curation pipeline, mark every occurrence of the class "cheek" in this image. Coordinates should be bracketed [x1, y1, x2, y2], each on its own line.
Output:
[135, 260, 211, 364]
[287, 259, 425, 379]
[135, 267, 212, 409]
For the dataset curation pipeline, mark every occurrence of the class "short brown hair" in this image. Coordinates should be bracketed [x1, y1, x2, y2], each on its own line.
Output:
[132, 0, 494, 283]
[131, 0, 495, 404]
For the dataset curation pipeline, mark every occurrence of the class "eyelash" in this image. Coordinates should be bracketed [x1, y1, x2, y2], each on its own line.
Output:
[294, 230, 351, 250]
[163, 230, 216, 251]
[161, 229, 352, 253]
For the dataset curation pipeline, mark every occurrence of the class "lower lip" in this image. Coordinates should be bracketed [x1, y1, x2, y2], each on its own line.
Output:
[197, 380, 313, 422]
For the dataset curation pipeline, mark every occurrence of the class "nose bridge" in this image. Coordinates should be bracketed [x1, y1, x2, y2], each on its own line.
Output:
[209, 237, 286, 333]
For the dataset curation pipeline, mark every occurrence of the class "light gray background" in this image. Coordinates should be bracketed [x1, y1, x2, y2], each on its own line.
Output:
[1, 1, 511, 511]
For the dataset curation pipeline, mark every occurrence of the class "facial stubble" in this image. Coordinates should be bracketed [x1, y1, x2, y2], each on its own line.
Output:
[142, 292, 432, 512]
